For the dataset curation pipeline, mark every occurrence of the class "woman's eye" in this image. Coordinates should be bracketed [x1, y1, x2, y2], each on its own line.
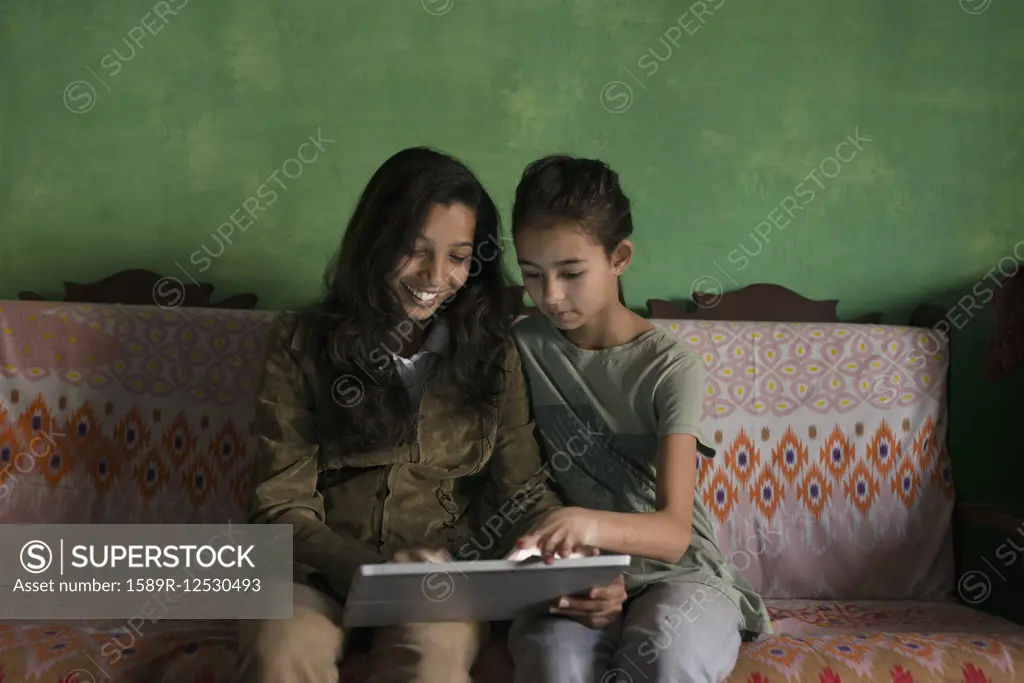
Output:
[449, 255, 470, 265]
[563, 272, 583, 279]
[522, 272, 541, 279]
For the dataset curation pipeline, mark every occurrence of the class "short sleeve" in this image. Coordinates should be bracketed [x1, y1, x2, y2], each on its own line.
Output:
[652, 352, 716, 458]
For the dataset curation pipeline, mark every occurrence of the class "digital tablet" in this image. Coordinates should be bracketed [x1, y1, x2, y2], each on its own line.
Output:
[342, 554, 631, 628]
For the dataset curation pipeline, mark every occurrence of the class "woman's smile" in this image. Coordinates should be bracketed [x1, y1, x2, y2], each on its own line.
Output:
[402, 282, 441, 307]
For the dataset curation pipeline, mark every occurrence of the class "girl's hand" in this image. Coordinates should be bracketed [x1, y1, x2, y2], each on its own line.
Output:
[551, 574, 626, 628]
[514, 507, 602, 561]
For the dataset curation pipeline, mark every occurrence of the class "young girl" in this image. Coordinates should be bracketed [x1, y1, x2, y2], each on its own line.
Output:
[506, 155, 772, 683]
[238, 147, 625, 683]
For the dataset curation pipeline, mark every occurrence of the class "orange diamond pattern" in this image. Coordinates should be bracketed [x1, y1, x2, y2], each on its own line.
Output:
[844, 461, 881, 517]
[892, 459, 921, 509]
[703, 469, 739, 526]
[821, 425, 854, 481]
[726, 428, 761, 486]
[797, 463, 833, 521]
[751, 466, 785, 521]
[163, 412, 197, 469]
[0, 393, 256, 515]
[866, 419, 901, 476]
[913, 415, 936, 472]
[772, 426, 808, 487]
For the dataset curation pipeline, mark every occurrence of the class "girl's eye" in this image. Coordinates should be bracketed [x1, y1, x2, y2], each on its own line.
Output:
[411, 249, 428, 257]
[449, 255, 470, 265]
[521, 272, 541, 279]
[563, 272, 583, 279]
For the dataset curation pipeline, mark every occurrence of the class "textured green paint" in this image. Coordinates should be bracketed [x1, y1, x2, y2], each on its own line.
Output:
[1, 0, 1021, 504]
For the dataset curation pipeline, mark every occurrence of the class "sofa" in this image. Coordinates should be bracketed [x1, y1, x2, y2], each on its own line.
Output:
[0, 291, 1022, 683]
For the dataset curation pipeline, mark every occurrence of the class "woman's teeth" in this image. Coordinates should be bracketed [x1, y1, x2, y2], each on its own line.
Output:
[403, 283, 439, 303]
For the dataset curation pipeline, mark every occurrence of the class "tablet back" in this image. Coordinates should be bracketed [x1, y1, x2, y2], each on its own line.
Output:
[342, 555, 631, 628]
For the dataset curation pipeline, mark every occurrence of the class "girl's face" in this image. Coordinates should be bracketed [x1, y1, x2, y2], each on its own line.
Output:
[515, 222, 623, 330]
[391, 202, 476, 321]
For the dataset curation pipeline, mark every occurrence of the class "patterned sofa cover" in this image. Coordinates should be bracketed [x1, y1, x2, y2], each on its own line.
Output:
[0, 300, 1021, 683]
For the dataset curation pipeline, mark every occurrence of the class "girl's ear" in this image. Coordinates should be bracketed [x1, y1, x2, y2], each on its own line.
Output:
[610, 239, 634, 275]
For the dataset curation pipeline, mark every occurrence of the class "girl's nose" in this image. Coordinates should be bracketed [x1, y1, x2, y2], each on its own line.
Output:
[543, 279, 564, 306]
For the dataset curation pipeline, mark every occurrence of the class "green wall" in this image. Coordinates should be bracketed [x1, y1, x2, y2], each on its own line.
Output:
[1, 0, 1021, 504]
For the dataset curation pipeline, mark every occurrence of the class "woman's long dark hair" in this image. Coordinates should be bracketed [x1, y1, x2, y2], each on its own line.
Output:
[300, 147, 514, 452]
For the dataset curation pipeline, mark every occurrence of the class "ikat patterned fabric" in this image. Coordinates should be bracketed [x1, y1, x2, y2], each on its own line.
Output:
[0, 302, 1019, 683]
[656, 320, 955, 601]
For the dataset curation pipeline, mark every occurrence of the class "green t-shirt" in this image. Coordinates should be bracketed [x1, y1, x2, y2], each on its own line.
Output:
[513, 315, 772, 635]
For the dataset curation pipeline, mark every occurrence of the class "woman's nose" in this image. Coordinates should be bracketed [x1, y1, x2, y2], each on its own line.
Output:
[421, 254, 448, 287]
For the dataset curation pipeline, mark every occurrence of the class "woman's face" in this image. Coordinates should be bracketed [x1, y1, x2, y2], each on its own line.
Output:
[390, 202, 477, 320]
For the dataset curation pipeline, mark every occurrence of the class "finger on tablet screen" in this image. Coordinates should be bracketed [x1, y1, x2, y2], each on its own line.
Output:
[514, 535, 539, 551]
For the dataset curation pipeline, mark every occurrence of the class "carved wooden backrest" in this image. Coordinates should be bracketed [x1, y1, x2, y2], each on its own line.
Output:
[17, 269, 258, 309]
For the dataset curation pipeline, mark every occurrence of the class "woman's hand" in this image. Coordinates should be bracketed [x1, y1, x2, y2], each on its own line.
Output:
[389, 547, 453, 564]
[513, 507, 602, 561]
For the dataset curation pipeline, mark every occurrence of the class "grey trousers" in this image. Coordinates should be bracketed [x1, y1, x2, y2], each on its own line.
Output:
[509, 582, 744, 683]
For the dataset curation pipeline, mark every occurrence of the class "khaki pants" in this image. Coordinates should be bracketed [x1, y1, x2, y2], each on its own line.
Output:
[237, 582, 488, 683]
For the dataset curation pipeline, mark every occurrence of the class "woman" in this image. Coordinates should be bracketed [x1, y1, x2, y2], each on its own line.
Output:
[236, 147, 626, 683]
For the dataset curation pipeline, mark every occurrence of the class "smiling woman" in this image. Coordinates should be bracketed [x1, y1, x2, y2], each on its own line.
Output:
[391, 203, 476, 320]
[237, 147, 626, 683]
[295, 147, 515, 453]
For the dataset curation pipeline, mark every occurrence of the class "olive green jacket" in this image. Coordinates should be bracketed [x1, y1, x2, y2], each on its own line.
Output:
[247, 314, 563, 602]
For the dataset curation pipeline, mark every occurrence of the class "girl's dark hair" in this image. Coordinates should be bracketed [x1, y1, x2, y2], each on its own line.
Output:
[511, 155, 632, 303]
[300, 147, 514, 453]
